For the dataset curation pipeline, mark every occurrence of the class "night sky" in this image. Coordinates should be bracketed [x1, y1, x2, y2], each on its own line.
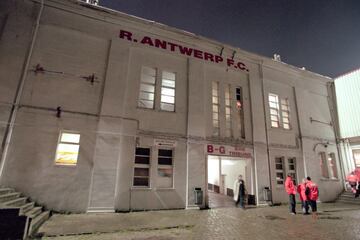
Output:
[100, 0, 360, 78]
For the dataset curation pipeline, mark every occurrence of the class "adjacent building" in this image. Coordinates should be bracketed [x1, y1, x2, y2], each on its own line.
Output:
[0, 0, 344, 213]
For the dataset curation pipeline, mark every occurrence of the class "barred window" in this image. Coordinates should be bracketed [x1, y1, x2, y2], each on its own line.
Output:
[275, 157, 285, 185]
[138, 67, 156, 109]
[157, 149, 174, 188]
[161, 71, 176, 112]
[225, 84, 232, 137]
[212, 81, 220, 136]
[269, 94, 280, 128]
[133, 147, 151, 187]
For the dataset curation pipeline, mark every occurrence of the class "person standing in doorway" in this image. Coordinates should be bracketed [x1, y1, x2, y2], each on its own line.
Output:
[233, 175, 246, 209]
[285, 174, 296, 215]
[305, 177, 319, 215]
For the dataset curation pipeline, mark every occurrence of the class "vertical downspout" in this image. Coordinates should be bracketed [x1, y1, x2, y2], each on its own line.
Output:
[185, 58, 190, 208]
[292, 87, 307, 178]
[259, 62, 273, 205]
[0, 0, 44, 181]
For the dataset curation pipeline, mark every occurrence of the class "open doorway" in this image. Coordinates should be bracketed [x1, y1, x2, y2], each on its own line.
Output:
[207, 155, 252, 208]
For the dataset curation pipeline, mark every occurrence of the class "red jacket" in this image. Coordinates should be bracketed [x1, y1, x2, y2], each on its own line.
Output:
[346, 174, 359, 183]
[285, 176, 296, 195]
[306, 180, 319, 201]
[297, 183, 307, 201]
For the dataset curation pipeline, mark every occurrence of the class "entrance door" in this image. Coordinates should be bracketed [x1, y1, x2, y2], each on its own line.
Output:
[206, 155, 251, 208]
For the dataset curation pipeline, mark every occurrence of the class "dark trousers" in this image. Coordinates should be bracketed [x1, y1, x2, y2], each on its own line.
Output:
[236, 194, 245, 208]
[302, 200, 309, 214]
[289, 194, 296, 213]
[308, 200, 317, 212]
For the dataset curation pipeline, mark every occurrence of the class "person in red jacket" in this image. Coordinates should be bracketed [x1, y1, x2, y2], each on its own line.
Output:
[346, 171, 359, 194]
[297, 178, 309, 214]
[305, 177, 319, 213]
[285, 174, 296, 214]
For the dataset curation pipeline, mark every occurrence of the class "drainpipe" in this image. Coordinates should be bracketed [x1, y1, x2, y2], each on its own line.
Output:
[185, 58, 190, 208]
[259, 61, 273, 205]
[0, 0, 44, 181]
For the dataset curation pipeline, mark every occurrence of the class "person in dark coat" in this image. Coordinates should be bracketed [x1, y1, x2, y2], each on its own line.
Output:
[233, 175, 246, 209]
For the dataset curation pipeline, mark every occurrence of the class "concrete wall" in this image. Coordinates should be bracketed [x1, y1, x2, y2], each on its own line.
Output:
[0, 0, 343, 212]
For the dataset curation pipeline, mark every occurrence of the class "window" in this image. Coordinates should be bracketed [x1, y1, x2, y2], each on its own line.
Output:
[225, 85, 232, 137]
[133, 147, 151, 187]
[236, 87, 245, 138]
[319, 152, 329, 178]
[352, 149, 360, 167]
[269, 94, 280, 128]
[161, 71, 176, 111]
[281, 98, 291, 129]
[138, 67, 156, 109]
[268, 93, 291, 129]
[328, 153, 338, 179]
[212, 81, 220, 136]
[275, 157, 285, 185]
[55, 132, 80, 166]
[157, 149, 174, 188]
[287, 158, 296, 180]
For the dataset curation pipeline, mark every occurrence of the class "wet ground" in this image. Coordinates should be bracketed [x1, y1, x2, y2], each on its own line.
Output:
[40, 203, 360, 240]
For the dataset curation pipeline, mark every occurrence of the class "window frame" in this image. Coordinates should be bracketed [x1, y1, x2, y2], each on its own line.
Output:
[160, 70, 176, 112]
[287, 157, 296, 180]
[138, 66, 157, 110]
[225, 84, 232, 138]
[319, 152, 329, 179]
[157, 148, 175, 189]
[275, 157, 285, 185]
[212, 81, 220, 136]
[328, 152, 338, 179]
[54, 130, 81, 167]
[133, 147, 152, 188]
[268, 93, 291, 130]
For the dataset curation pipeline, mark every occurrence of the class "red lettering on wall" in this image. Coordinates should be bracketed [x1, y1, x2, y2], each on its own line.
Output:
[219, 146, 225, 154]
[227, 58, 234, 67]
[168, 42, 178, 52]
[119, 30, 132, 41]
[155, 39, 167, 49]
[179, 46, 193, 56]
[215, 55, 223, 63]
[207, 145, 214, 153]
[140, 36, 154, 46]
[204, 52, 214, 62]
[237, 62, 246, 70]
[193, 49, 203, 59]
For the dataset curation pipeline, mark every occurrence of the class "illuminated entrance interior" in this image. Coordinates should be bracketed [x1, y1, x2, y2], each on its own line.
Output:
[207, 155, 252, 208]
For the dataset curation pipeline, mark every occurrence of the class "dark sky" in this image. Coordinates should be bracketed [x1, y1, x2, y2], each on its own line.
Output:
[100, 0, 360, 78]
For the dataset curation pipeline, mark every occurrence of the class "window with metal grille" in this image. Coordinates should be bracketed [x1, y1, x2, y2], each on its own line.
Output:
[328, 153, 338, 179]
[275, 157, 285, 185]
[319, 152, 329, 178]
[225, 84, 232, 137]
[269, 94, 280, 128]
[157, 149, 173, 188]
[287, 158, 296, 180]
[133, 147, 151, 187]
[160, 71, 176, 112]
[138, 67, 156, 109]
[212, 81, 220, 136]
[55, 131, 80, 166]
[236, 87, 245, 138]
[281, 98, 291, 129]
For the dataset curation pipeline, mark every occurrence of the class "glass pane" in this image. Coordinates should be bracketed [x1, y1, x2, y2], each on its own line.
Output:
[60, 133, 80, 143]
[271, 121, 279, 128]
[212, 81, 218, 90]
[213, 127, 219, 136]
[269, 94, 278, 102]
[162, 79, 175, 88]
[213, 119, 219, 127]
[134, 168, 149, 177]
[283, 118, 289, 123]
[162, 71, 175, 80]
[141, 74, 156, 84]
[282, 112, 289, 117]
[275, 158, 282, 163]
[225, 98, 230, 106]
[283, 123, 290, 129]
[160, 103, 175, 112]
[158, 157, 172, 165]
[135, 156, 150, 164]
[213, 105, 219, 113]
[269, 102, 278, 109]
[271, 115, 279, 121]
[276, 172, 284, 179]
[56, 143, 79, 165]
[213, 113, 219, 120]
[139, 92, 154, 101]
[158, 168, 173, 177]
[281, 105, 289, 111]
[275, 164, 283, 170]
[138, 99, 154, 109]
[159, 149, 172, 157]
[236, 87, 241, 95]
[133, 177, 149, 187]
[270, 109, 278, 115]
[142, 66, 156, 76]
[161, 95, 175, 104]
[212, 96, 218, 104]
[226, 114, 231, 121]
[161, 87, 175, 96]
[140, 83, 155, 93]
[136, 147, 150, 156]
